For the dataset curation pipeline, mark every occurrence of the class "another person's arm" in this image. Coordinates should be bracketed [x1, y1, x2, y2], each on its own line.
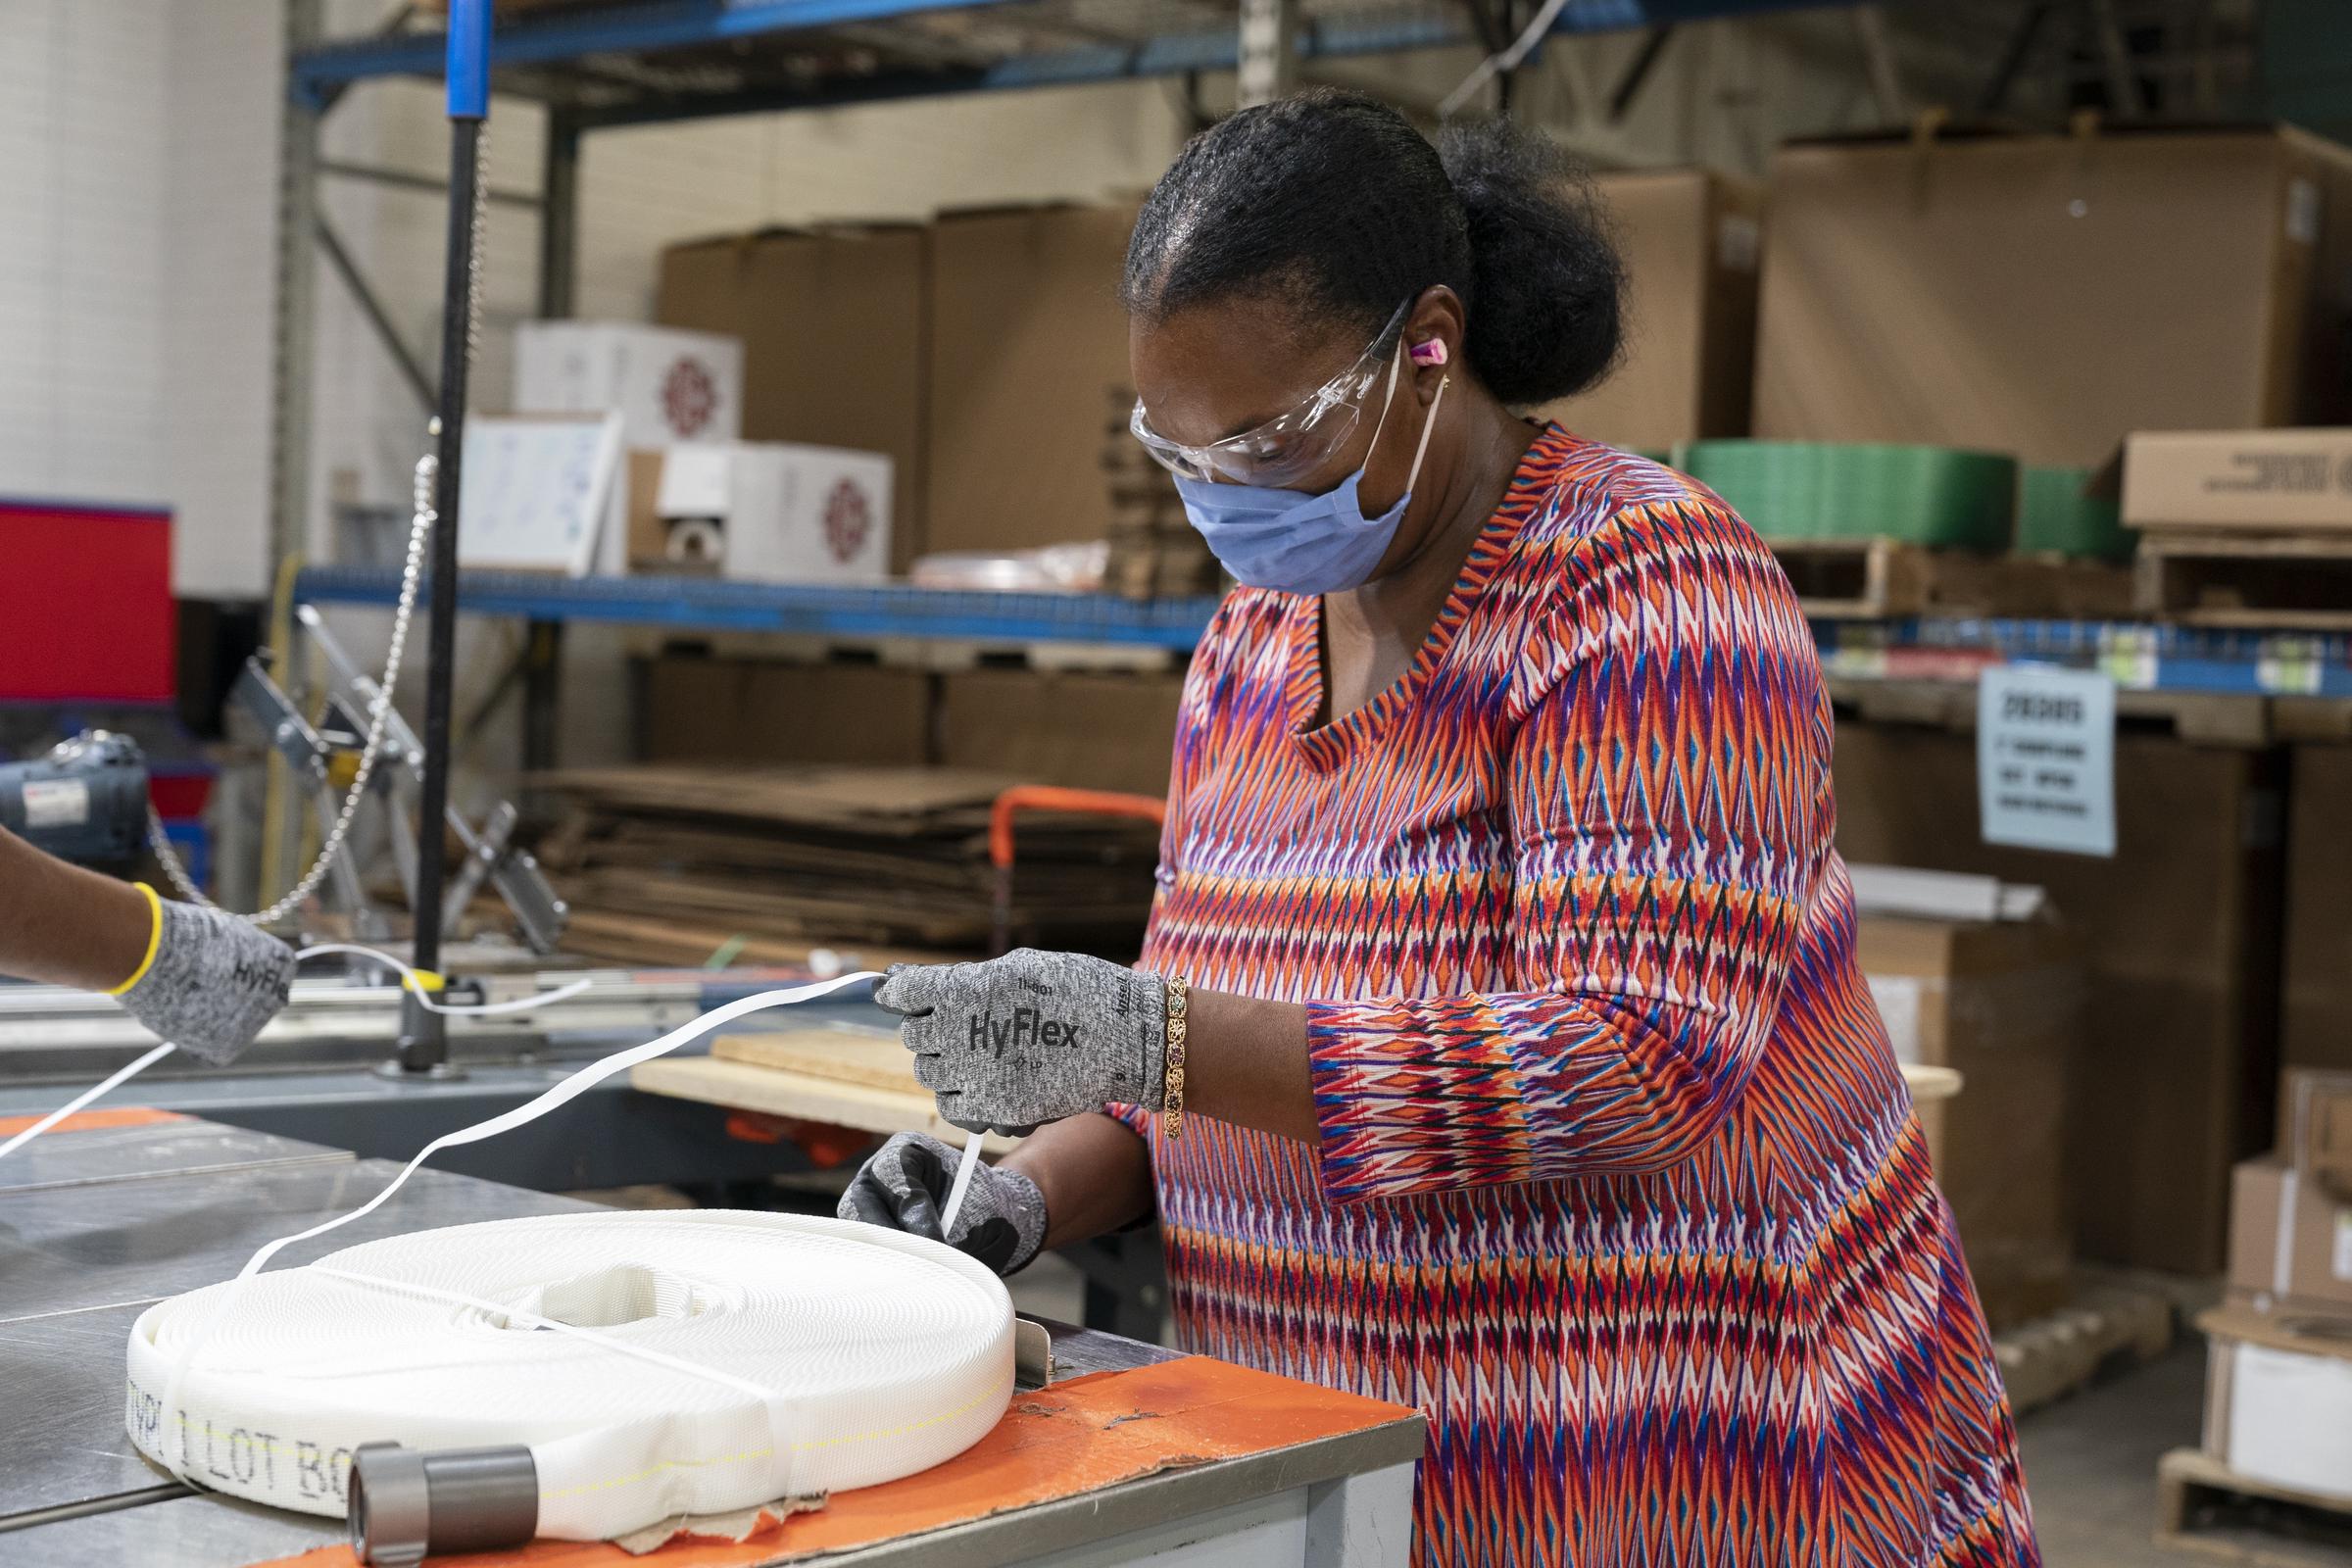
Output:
[0, 825, 296, 1063]
[0, 822, 154, 991]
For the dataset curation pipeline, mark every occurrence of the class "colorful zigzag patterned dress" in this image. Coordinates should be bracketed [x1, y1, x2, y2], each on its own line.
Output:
[1118, 426, 2039, 1566]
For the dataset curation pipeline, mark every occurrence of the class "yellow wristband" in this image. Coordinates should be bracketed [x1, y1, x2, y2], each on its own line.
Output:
[105, 884, 167, 997]
[403, 969, 448, 995]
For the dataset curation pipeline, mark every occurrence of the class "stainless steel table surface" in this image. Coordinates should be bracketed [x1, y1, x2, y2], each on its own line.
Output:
[0, 1154, 590, 1531]
[0, 1119, 349, 1198]
[0, 1157, 592, 1325]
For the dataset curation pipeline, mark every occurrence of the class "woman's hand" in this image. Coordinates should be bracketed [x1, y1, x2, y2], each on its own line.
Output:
[874, 950, 1165, 1136]
[837, 1132, 1047, 1275]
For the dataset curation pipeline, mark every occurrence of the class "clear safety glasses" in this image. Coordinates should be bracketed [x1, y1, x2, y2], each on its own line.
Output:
[1130, 298, 1414, 488]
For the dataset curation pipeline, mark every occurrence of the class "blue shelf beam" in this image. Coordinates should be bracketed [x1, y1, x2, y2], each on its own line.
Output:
[290, 0, 1826, 115]
[294, 566, 1218, 650]
[294, 567, 2352, 698]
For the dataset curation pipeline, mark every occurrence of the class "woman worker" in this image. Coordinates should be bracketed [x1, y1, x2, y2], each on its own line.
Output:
[842, 92, 2037, 1566]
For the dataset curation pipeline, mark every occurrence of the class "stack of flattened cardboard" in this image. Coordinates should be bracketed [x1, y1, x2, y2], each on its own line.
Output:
[535, 765, 1159, 964]
[1102, 387, 1219, 600]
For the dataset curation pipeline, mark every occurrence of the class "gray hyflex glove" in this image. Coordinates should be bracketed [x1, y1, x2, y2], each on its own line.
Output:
[838, 1132, 1048, 1275]
[874, 950, 1166, 1137]
[117, 896, 296, 1065]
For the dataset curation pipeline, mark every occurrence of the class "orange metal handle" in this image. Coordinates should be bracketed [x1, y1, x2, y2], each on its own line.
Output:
[988, 785, 1166, 870]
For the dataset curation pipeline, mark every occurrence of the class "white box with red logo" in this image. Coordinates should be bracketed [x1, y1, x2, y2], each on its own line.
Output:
[657, 441, 893, 587]
[514, 320, 743, 447]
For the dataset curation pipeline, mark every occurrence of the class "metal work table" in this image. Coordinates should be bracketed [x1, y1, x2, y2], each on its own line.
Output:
[0, 970, 889, 1192]
[1, 1115, 1419, 1566]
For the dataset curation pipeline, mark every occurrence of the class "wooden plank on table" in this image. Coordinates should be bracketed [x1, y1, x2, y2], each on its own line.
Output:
[714, 1028, 919, 1094]
[630, 1055, 1019, 1154]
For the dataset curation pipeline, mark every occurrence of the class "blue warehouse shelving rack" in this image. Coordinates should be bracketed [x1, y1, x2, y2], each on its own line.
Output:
[279, 0, 2351, 762]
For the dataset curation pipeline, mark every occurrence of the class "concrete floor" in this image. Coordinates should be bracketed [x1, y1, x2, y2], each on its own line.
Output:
[2017, 1344, 2211, 1566]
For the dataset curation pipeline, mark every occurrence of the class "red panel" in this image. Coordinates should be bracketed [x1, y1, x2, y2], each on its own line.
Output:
[148, 771, 215, 820]
[0, 500, 176, 702]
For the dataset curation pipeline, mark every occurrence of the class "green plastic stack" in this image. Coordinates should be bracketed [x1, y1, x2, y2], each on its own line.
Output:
[1674, 441, 2017, 551]
[2015, 466, 2135, 561]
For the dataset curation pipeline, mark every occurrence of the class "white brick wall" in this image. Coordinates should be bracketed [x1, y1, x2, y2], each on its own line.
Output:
[0, 0, 281, 595]
[0, 0, 172, 512]
[164, 0, 283, 599]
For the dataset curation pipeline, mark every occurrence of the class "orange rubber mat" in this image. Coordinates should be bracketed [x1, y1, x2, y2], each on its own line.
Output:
[0, 1104, 186, 1137]
[245, 1354, 1418, 1567]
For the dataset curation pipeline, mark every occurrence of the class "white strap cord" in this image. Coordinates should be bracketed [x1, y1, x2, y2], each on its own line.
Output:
[292, 944, 598, 1017]
[0, 945, 597, 1164]
[938, 1133, 986, 1236]
[0, 1043, 175, 1160]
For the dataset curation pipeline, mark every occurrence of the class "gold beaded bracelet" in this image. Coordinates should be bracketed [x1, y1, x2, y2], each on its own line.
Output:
[1161, 975, 1190, 1141]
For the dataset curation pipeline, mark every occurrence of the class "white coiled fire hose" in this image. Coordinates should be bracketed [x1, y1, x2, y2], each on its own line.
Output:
[126, 1210, 1014, 1544]
[102, 971, 1011, 1557]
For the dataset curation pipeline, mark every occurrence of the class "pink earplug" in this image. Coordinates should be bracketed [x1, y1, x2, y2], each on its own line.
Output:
[1409, 339, 1448, 367]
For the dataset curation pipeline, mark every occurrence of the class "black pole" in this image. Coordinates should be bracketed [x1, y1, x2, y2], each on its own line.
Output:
[394, 114, 484, 1075]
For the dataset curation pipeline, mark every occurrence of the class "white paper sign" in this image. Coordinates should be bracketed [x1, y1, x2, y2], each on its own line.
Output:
[1977, 665, 2117, 858]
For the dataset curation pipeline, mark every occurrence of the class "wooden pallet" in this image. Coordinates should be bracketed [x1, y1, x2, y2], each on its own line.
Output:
[1771, 539, 2134, 620]
[2154, 1448, 2352, 1565]
[2135, 531, 2352, 631]
[1770, 539, 1938, 618]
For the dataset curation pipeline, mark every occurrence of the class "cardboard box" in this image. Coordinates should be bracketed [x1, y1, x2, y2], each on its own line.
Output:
[658, 442, 893, 587]
[927, 202, 1139, 557]
[514, 321, 744, 448]
[1834, 722, 2286, 1274]
[637, 654, 928, 768]
[2287, 746, 2352, 1074]
[2199, 1303, 2352, 1502]
[658, 226, 927, 569]
[2280, 1068, 2352, 1201]
[2123, 428, 2352, 532]
[1852, 906, 2078, 1328]
[1537, 170, 1761, 450]
[939, 668, 1184, 799]
[1755, 127, 2352, 467]
[2227, 1156, 2352, 1311]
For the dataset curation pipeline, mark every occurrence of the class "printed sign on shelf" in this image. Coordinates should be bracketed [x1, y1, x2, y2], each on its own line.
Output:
[1977, 665, 2117, 858]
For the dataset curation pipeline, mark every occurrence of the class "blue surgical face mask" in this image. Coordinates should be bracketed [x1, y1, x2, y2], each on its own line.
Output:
[1175, 350, 1449, 596]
